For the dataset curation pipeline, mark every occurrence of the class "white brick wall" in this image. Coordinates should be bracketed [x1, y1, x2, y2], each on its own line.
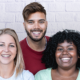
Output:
[55, 12, 74, 22]
[0, 13, 15, 22]
[0, 0, 80, 41]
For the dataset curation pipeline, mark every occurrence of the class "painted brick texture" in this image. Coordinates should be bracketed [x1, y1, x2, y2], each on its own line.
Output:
[0, 0, 80, 41]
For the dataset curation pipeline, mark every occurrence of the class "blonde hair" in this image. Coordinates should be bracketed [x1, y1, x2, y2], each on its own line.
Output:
[0, 28, 24, 77]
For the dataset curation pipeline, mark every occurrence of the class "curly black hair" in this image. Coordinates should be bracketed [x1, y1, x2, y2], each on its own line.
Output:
[42, 29, 80, 69]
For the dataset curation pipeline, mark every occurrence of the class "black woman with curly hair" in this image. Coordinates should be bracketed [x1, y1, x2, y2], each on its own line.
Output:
[35, 29, 80, 80]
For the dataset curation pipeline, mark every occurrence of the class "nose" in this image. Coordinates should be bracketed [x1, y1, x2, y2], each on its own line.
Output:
[34, 22, 39, 28]
[62, 49, 68, 55]
[4, 46, 9, 52]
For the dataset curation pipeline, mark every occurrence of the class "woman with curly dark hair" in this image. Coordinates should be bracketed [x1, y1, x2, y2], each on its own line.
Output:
[35, 29, 80, 80]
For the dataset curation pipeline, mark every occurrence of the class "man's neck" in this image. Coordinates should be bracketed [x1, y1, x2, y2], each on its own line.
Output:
[27, 36, 47, 52]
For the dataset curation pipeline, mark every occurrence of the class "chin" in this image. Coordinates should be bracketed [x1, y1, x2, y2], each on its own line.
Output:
[30, 36, 44, 42]
[61, 66, 71, 70]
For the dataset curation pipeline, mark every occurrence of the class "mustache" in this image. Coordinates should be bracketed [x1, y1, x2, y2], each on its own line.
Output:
[30, 29, 42, 32]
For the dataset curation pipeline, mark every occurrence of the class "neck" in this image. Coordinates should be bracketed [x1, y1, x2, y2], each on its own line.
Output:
[57, 66, 78, 78]
[27, 36, 46, 51]
[0, 62, 15, 79]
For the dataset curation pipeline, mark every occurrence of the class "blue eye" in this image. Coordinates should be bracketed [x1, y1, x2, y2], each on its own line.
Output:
[9, 45, 15, 47]
[0, 44, 4, 46]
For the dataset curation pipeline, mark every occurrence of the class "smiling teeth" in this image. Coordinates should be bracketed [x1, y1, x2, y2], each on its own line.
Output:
[1, 54, 10, 58]
[61, 58, 70, 60]
[33, 32, 40, 34]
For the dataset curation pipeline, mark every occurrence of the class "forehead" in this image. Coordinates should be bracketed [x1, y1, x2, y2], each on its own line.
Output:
[57, 40, 75, 47]
[0, 34, 15, 43]
[28, 12, 46, 20]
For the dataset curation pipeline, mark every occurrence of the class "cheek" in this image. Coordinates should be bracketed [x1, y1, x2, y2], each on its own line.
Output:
[26, 25, 32, 30]
[55, 52, 61, 58]
[55, 52, 61, 63]
[71, 51, 78, 57]
[0, 47, 4, 51]
[41, 24, 47, 29]
[25, 24, 33, 29]
[12, 48, 17, 56]
[0, 49, 3, 53]
[70, 51, 78, 62]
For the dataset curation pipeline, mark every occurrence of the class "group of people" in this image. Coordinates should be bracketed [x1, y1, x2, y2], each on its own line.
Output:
[0, 2, 80, 80]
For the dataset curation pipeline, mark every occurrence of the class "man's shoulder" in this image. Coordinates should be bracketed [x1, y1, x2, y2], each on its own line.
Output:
[45, 36, 50, 41]
[20, 38, 26, 44]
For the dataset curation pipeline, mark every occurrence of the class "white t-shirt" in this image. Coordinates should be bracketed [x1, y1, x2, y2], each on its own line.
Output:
[0, 70, 35, 80]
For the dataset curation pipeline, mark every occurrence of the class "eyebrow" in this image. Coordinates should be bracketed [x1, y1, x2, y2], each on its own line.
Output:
[27, 20, 34, 22]
[9, 43, 16, 45]
[39, 19, 46, 21]
[0, 42, 15, 45]
[27, 19, 46, 22]
[57, 45, 73, 47]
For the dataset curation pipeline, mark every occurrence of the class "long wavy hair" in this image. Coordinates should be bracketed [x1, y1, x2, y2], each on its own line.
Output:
[0, 28, 24, 77]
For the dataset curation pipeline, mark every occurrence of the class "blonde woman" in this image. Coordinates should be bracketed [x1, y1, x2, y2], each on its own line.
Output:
[0, 28, 34, 80]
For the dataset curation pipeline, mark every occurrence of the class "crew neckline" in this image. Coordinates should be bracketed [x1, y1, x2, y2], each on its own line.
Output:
[0, 70, 16, 80]
[26, 37, 47, 53]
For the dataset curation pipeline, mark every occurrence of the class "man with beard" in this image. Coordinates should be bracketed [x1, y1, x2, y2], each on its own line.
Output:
[20, 2, 49, 75]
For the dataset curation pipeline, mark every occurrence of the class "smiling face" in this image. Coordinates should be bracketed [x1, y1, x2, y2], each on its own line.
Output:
[0, 34, 17, 65]
[55, 40, 78, 69]
[23, 12, 47, 42]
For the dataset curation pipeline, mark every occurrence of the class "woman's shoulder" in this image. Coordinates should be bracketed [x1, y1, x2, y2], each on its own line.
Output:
[22, 70, 33, 76]
[20, 70, 35, 80]
[35, 68, 52, 75]
[76, 69, 80, 80]
[35, 68, 52, 80]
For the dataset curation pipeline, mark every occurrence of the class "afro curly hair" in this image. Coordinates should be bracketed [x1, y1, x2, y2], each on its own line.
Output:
[42, 29, 80, 69]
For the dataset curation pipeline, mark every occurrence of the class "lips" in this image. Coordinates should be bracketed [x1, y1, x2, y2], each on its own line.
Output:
[32, 31, 41, 37]
[61, 58, 71, 62]
[33, 32, 40, 34]
[1, 54, 11, 58]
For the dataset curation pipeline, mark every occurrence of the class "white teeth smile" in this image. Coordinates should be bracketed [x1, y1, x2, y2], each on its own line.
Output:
[61, 58, 70, 60]
[61, 58, 71, 62]
[1, 54, 10, 58]
[33, 32, 40, 34]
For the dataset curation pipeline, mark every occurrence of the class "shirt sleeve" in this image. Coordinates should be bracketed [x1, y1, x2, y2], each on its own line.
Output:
[35, 69, 47, 80]
[35, 72, 43, 80]
[35, 68, 52, 80]
[22, 70, 35, 80]
[28, 74, 35, 80]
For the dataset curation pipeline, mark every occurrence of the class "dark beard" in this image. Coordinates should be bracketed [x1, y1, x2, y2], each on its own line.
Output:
[25, 29, 46, 42]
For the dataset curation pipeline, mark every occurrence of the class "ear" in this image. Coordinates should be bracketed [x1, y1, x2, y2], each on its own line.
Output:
[23, 22, 26, 29]
[46, 21, 48, 27]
